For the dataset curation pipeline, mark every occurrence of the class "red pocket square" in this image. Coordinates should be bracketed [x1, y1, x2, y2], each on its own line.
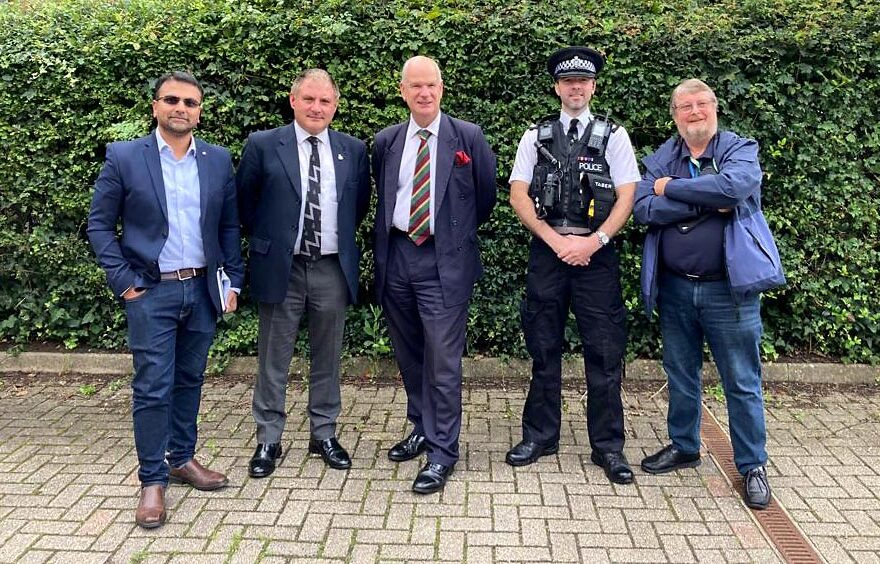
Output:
[454, 150, 472, 166]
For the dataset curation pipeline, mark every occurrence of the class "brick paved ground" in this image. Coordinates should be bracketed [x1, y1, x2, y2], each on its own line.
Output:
[0, 373, 878, 563]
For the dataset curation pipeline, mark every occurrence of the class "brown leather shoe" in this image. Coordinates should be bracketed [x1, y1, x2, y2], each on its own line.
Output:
[135, 485, 166, 529]
[169, 459, 228, 491]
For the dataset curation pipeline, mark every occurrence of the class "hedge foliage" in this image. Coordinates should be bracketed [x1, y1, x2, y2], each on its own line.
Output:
[1, 0, 878, 363]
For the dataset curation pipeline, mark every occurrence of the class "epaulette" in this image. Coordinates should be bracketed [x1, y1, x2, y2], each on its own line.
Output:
[528, 113, 560, 130]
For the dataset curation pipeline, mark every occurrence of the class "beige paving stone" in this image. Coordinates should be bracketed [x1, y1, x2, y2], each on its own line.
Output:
[378, 543, 435, 560]
[548, 531, 579, 562]
[349, 543, 379, 564]
[494, 545, 552, 561]
[16, 550, 53, 564]
[1, 378, 879, 563]
[0, 532, 39, 562]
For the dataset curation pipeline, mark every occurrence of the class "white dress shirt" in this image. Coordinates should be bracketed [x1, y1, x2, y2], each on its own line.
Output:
[293, 122, 339, 255]
[392, 113, 442, 234]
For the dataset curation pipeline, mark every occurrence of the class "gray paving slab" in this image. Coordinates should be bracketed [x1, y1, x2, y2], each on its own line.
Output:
[0, 373, 876, 562]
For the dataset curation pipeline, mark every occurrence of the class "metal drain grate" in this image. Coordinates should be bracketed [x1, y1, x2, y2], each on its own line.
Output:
[700, 406, 824, 564]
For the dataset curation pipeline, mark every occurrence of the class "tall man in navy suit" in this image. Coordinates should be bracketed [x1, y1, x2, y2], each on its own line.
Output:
[373, 56, 497, 494]
[88, 71, 244, 529]
[237, 69, 370, 478]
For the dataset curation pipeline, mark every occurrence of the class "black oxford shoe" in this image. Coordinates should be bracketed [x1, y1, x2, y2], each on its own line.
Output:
[744, 466, 771, 509]
[591, 451, 634, 485]
[505, 440, 559, 467]
[412, 462, 454, 495]
[641, 444, 701, 474]
[308, 437, 352, 470]
[249, 443, 283, 479]
[387, 431, 427, 462]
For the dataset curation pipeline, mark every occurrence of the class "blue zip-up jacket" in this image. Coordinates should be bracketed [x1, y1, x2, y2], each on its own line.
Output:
[633, 130, 786, 315]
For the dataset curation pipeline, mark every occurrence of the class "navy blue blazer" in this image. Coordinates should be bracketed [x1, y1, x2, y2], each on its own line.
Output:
[236, 123, 371, 305]
[372, 113, 497, 307]
[87, 132, 245, 314]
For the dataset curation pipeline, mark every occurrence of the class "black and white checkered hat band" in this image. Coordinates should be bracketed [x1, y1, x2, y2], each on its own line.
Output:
[554, 56, 597, 75]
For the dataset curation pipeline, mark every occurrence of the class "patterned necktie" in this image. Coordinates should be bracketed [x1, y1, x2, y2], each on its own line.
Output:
[408, 129, 431, 246]
[300, 136, 322, 260]
[567, 118, 580, 145]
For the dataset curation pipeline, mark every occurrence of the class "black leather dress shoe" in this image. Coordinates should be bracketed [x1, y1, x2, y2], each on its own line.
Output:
[590, 451, 634, 484]
[308, 437, 352, 470]
[641, 444, 701, 474]
[505, 440, 559, 467]
[744, 466, 771, 509]
[388, 431, 427, 462]
[249, 443, 283, 478]
[412, 462, 454, 494]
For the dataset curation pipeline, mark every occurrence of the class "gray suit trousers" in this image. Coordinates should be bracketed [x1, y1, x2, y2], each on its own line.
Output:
[253, 254, 347, 443]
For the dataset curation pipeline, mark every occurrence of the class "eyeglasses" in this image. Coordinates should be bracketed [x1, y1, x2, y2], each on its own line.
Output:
[155, 95, 201, 108]
[673, 100, 715, 113]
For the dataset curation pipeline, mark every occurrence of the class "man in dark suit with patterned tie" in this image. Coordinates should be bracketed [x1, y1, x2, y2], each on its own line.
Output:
[237, 69, 371, 478]
[372, 56, 497, 494]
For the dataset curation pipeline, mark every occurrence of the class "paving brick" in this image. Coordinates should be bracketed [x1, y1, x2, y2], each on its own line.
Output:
[1, 379, 878, 564]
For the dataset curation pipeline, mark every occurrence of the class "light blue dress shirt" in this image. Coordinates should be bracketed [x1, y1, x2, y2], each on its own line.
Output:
[155, 130, 206, 272]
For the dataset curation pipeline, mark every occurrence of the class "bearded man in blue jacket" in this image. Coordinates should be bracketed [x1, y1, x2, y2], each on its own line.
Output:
[633, 79, 785, 510]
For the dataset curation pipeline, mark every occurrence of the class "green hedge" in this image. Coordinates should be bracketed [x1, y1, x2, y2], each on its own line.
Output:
[1, 0, 878, 363]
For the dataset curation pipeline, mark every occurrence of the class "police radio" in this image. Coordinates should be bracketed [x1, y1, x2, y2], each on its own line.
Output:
[532, 142, 561, 219]
[586, 114, 612, 153]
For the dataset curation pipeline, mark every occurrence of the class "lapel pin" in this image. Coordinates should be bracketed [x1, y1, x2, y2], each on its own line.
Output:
[201, 151, 206, 156]
[337, 154, 344, 161]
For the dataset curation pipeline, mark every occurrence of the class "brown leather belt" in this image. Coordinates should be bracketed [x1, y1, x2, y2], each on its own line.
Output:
[159, 267, 206, 281]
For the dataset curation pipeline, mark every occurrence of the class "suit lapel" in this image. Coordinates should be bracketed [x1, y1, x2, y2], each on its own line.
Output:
[383, 124, 407, 229]
[195, 138, 210, 230]
[143, 132, 168, 222]
[329, 130, 348, 203]
[434, 113, 456, 212]
[276, 123, 302, 201]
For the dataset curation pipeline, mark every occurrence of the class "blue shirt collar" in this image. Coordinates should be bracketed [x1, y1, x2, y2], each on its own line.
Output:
[155, 129, 196, 157]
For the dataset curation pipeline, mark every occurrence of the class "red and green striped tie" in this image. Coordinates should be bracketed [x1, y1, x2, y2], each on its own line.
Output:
[408, 129, 431, 246]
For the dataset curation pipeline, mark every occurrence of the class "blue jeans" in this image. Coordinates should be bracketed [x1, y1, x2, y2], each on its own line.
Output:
[125, 277, 216, 485]
[658, 271, 767, 474]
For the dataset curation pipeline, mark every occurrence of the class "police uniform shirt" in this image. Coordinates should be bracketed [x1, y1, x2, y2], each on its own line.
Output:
[508, 110, 641, 189]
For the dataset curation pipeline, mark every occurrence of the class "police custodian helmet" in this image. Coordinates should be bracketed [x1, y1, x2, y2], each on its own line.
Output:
[547, 46, 606, 80]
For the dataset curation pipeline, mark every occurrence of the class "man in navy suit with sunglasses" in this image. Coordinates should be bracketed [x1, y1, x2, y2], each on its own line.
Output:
[88, 71, 244, 529]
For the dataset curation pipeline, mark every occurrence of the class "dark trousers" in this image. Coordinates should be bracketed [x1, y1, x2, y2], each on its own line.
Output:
[382, 231, 468, 467]
[253, 255, 347, 443]
[520, 237, 627, 454]
[125, 277, 216, 486]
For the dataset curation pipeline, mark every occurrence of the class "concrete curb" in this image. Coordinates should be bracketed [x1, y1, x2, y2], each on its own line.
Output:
[1, 352, 878, 384]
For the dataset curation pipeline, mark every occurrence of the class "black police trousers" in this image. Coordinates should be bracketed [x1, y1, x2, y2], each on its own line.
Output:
[519, 236, 627, 454]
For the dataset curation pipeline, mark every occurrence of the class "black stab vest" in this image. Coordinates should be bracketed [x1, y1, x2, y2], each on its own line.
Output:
[529, 117, 616, 231]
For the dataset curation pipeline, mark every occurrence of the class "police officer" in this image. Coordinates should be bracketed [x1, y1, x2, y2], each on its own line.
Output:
[506, 46, 641, 484]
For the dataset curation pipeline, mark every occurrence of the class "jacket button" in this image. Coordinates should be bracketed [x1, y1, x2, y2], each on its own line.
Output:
[452, 219, 458, 226]
[459, 193, 466, 200]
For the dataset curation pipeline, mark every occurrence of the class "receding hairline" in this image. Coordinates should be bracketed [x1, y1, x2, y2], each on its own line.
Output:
[290, 69, 340, 99]
[670, 78, 717, 114]
[400, 56, 443, 84]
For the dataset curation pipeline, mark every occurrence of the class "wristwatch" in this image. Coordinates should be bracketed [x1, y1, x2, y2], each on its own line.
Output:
[595, 230, 611, 246]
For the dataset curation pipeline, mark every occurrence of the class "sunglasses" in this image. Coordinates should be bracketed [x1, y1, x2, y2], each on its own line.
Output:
[155, 95, 201, 108]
